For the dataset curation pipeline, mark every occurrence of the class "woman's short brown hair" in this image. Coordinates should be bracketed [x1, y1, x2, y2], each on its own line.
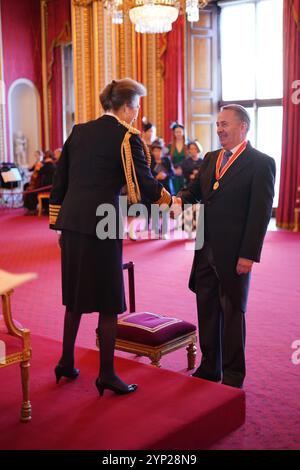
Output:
[100, 78, 146, 112]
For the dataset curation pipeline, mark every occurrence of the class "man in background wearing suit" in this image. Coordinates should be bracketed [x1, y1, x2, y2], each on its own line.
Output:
[177, 104, 275, 388]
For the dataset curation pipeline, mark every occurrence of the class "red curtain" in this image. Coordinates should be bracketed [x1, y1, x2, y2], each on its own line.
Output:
[47, 0, 71, 150]
[161, 14, 185, 144]
[50, 47, 63, 151]
[276, 0, 300, 228]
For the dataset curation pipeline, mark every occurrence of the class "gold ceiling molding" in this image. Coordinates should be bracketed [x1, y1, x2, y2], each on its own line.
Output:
[72, 0, 96, 7]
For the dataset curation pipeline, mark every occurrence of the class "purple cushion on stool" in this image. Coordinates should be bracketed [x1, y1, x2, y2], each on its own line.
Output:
[117, 312, 196, 347]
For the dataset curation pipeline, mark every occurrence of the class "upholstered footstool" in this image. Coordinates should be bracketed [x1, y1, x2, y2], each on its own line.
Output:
[115, 311, 197, 368]
[96, 261, 197, 368]
[96, 312, 197, 368]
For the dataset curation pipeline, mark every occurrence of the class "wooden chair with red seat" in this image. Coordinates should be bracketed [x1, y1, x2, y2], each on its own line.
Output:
[37, 192, 50, 216]
[0, 271, 35, 422]
[96, 262, 197, 369]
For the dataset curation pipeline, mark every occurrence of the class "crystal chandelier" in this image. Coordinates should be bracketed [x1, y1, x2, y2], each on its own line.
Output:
[130, 1, 179, 34]
[104, 0, 209, 33]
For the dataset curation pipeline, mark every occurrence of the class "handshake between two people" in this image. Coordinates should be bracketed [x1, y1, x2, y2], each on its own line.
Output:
[170, 196, 183, 219]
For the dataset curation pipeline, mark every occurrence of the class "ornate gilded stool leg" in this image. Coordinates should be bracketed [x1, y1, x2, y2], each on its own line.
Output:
[20, 360, 31, 422]
[150, 352, 162, 368]
[187, 341, 197, 370]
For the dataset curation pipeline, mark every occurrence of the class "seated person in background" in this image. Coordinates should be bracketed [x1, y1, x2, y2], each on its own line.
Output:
[39, 151, 56, 187]
[23, 160, 43, 215]
[28, 150, 44, 172]
[24, 150, 44, 193]
[53, 148, 62, 163]
[182, 140, 204, 187]
[38, 150, 56, 214]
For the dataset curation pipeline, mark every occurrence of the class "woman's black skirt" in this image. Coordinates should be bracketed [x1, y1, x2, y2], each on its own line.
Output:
[61, 230, 126, 315]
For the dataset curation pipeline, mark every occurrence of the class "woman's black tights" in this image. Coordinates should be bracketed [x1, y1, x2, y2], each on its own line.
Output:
[59, 309, 130, 390]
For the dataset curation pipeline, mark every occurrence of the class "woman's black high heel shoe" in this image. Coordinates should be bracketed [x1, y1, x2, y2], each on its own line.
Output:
[55, 365, 80, 384]
[95, 378, 138, 396]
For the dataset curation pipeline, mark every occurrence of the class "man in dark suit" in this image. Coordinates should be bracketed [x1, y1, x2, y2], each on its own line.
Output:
[177, 104, 276, 388]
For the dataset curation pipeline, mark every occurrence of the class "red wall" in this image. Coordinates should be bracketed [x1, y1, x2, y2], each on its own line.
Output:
[162, 14, 185, 144]
[1, 0, 42, 160]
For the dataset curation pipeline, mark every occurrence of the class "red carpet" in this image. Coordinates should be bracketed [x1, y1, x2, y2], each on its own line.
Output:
[1, 209, 300, 449]
[0, 335, 245, 450]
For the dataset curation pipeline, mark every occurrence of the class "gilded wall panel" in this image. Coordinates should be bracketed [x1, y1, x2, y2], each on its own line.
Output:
[71, 0, 164, 133]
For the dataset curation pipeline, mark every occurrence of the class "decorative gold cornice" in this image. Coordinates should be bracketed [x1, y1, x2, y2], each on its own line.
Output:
[73, 0, 95, 6]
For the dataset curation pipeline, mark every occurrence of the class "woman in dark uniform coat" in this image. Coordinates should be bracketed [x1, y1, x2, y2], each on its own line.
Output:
[50, 78, 172, 396]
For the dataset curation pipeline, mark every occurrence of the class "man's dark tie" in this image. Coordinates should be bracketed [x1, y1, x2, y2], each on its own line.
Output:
[220, 150, 233, 171]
